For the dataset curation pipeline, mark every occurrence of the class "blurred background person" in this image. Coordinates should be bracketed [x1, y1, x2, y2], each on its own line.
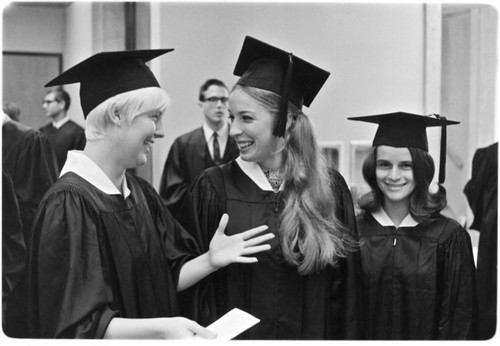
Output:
[2, 168, 26, 335]
[2, 110, 59, 338]
[350, 112, 477, 340]
[40, 87, 86, 170]
[464, 142, 498, 340]
[159, 78, 238, 221]
[3, 101, 21, 122]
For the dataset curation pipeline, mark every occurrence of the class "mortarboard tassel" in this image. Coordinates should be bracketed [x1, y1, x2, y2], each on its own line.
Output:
[433, 114, 447, 184]
[274, 53, 294, 138]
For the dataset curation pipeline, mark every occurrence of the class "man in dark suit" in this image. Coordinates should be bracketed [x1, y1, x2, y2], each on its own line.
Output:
[159, 79, 239, 221]
[40, 88, 86, 170]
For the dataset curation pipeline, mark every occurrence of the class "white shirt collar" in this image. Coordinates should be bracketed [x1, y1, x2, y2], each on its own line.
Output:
[2, 112, 11, 125]
[236, 156, 284, 192]
[52, 115, 71, 129]
[60, 150, 131, 198]
[202, 122, 229, 143]
[372, 207, 419, 228]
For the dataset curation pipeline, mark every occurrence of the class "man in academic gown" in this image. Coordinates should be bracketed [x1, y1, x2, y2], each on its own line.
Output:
[40, 88, 86, 170]
[159, 79, 239, 222]
[2, 111, 59, 337]
[464, 142, 498, 340]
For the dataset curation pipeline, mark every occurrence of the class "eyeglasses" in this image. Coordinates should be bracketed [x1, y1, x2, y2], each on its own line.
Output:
[204, 97, 228, 104]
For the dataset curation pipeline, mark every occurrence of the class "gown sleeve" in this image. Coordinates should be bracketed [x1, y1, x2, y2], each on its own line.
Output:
[463, 145, 498, 231]
[177, 169, 226, 324]
[436, 219, 478, 339]
[75, 128, 87, 151]
[181, 169, 226, 252]
[2, 169, 26, 323]
[463, 145, 497, 339]
[330, 169, 358, 233]
[159, 138, 191, 217]
[329, 169, 366, 339]
[138, 175, 201, 278]
[28, 189, 117, 338]
[13, 130, 59, 237]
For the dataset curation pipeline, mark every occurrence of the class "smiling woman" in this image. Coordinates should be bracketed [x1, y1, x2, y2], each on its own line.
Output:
[349, 112, 478, 340]
[26, 49, 273, 339]
[180, 36, 363, 340]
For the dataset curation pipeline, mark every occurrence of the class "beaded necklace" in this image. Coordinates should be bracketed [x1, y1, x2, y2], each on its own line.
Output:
[262, 168, 283, 193]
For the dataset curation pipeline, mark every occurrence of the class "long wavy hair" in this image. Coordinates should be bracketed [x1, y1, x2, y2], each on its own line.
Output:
[358, 146, 447, 222]
[233, 85, 356, 275]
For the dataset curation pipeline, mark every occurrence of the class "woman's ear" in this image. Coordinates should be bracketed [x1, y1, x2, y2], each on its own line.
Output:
[110, 108, 122, 125]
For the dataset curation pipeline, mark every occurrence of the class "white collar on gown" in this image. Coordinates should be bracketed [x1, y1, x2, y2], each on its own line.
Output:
[60, 150, 131, 198]
[371, 206, 419, 228]
[235, 156, 284, 192]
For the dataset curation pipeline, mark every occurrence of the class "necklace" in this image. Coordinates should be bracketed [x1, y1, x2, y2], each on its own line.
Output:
[262, 168, 283, 193]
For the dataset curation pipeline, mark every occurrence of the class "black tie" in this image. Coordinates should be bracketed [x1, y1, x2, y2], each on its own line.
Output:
[213, 132, 221, 165]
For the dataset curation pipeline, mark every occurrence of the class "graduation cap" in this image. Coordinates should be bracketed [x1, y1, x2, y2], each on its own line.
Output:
[233, 36, 330, 137]
[45, 49, 174, 118]
[348, 111, 460, 184]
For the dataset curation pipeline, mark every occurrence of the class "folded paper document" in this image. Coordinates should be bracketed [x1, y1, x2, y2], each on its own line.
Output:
[200, 308, 259, 340]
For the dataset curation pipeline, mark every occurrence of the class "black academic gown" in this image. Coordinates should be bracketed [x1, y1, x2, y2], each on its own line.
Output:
[182, 160, 364, 340]
[357, 212, 478, 340]
[159, 127, 239, 221]
[2, 119, 59, 338]
[3, 120, 59, 240]
[28, 172, 201, 338]
[40, 120, 86, 170]
[463, 142, 498, 340]
[2, 169, 26, 329]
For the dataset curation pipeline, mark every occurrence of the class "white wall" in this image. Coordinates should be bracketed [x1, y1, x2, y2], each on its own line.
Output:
[152, 2, 426, 189]
[63, 2, 93, 127]
[1, 2, 91, 127]
[2, 3, 65, 53]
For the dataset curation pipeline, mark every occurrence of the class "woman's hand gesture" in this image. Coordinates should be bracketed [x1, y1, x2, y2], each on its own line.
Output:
[208, 214, 274, 269]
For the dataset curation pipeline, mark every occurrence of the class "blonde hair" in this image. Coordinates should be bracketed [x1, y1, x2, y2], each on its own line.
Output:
[85, 87, 170, 141]
[233, 85, 355, 274]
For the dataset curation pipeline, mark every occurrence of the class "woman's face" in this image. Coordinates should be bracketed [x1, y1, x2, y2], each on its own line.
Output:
[375, 145, 416, 207]
[119, 110, 165, 169]
[228, 88, 282, 169]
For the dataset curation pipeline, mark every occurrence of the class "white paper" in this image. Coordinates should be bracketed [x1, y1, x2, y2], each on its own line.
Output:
[199, 308, 260, 340]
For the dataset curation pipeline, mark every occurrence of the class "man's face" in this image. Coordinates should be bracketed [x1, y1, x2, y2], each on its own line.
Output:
[200, 85, 229, 127]
[42, 92, 63, 119]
